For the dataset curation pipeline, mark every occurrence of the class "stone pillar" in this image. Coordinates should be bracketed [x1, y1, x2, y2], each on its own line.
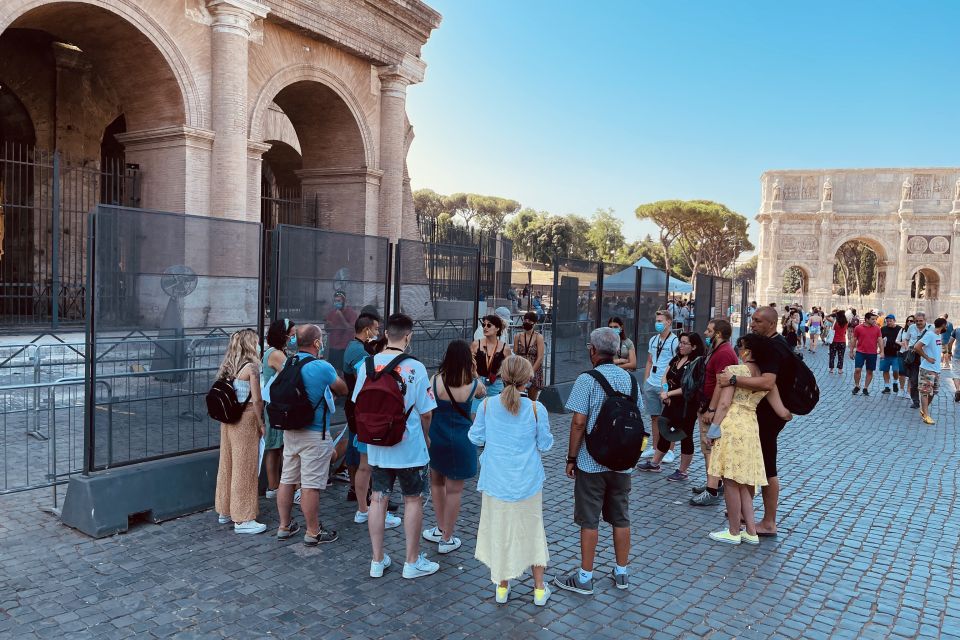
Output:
[755, 214, 771, 296]
[813, 212, 833, 300]
[246, 141, 271, 223]
[296, 168, 384, 234]
[764, 219, 780, 302]
[207, 0, 268, 221]
[377, 55, 426, 241]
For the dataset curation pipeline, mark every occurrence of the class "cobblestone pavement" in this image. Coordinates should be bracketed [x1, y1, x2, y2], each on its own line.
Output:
[2, 346, 959, 639]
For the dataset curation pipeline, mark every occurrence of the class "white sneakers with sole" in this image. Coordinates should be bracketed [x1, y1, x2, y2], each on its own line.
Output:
[354, 511, 401, 529]
[218, 514, 230, 525]
[662, 450, 677, 464]
[234, 520, 267, 534]
[422, 526, 444, 543]
[370, 553, 392, 578]
[438, 537, 462, 554]
[402, 554, 440, 579]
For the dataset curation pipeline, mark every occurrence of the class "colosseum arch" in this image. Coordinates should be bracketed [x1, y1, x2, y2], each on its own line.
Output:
[249, 64, 378, 235]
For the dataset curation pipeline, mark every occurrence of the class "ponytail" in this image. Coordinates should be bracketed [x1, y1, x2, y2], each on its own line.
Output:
[498, 355, 533, 415]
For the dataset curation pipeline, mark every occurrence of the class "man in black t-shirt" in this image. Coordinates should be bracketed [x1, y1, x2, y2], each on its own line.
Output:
[718, 306, 793, 537]
[878, 314, 902, 394]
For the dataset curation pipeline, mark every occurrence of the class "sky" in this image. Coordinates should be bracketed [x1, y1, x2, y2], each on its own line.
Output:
[405, 1, 960, 250]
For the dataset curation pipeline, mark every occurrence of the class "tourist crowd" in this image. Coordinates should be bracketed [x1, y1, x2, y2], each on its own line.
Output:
[210, 295, 951, 605]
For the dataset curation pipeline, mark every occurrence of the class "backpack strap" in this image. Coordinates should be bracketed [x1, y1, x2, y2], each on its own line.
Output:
[628, 375, 639, 403]
[441, 375, 472, 421]
[371, 353, 415, 381]
[585, 370, 628, 399]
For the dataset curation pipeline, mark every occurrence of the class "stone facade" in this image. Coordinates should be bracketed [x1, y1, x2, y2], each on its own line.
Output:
[0, 0, 440, 241]
[755, 168, 960, 317]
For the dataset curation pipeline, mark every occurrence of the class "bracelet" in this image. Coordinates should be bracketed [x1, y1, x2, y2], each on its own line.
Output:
[706, 408, 716, 413]
[566, 456, 577, 464]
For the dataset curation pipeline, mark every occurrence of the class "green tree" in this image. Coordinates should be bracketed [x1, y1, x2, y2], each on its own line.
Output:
[504, 208, 546, 260]
[673, 200, 755, 277]
[531, 216, 574, 264]
[616, 234, 664, 267]
[413, 188, 444, 218]
[634, 200, 699, 285]
[564, 214, 593, 261]
[441, 193, 520, 231]
[586, 207, 626, 263]
[782, 266, 805, 294]
[734, 255, 758, 283]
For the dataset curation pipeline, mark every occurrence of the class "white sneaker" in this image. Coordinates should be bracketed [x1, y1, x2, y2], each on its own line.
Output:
[354, 510, 369, 524]
[438, 537, 462, 554]
[639, 447, 655, 460]
[495, 583, 510, 604]
[293, 488, 301, 506]
[218, 514, 230, 525]
[422, 526, 444, 543]
[384, 512, 402, 529]
[234, 520, 267, 534]
[662, 450, 677, 464]
[402, 553, 440, 579]
[370, 553, 392, 578]
[265, 489, 277, 499]
[533, 585, 551, 606]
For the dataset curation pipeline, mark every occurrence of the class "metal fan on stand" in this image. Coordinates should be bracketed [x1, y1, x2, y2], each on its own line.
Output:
[151, 265, 197, 383]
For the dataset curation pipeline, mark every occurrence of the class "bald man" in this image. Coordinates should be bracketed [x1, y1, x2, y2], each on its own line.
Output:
[717, 306, 794, 536]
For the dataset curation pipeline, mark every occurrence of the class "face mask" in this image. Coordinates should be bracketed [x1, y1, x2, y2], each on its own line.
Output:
[705, 336, 712, 347]
[334, 301, 344, 310]
[522, 322, 534, 330]
[654, 322, 665, 332]
[288, 335, 297, 349]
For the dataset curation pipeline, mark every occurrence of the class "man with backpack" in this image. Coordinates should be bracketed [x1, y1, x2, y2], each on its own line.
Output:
[274, 324, 349, 546]
[556, 327, 645, 595]
[717, 306, 799, 537]
[351, 313, 438, 580]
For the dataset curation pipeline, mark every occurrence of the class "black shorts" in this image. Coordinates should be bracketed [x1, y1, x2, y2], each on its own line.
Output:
[574, 470, 631, 529]
[370, 465, 426, 497]
[758, 419, 786, 478]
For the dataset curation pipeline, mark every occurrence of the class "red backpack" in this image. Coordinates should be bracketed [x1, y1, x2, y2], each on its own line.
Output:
[354, 353, 416, 446]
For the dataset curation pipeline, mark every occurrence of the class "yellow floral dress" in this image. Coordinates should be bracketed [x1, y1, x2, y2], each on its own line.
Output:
[707, 364, 769, 487]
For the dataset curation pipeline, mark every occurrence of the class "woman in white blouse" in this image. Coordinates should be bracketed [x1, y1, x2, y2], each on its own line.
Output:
[469, 356, 554, 607]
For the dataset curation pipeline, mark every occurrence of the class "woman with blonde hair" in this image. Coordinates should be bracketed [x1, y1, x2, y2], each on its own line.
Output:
[214, 329, 267, 534]
[469, 355, 554, 606]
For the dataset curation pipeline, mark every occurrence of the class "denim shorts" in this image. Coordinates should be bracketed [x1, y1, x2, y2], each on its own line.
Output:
[854, 352, 877, 371]
[370, 465, 426, 497]
[878, 356, 900, 374]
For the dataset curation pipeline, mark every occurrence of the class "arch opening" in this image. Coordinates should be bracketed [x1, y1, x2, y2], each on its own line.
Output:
[833, 239, 883, 298]
[782, 265, 810, 299]
[910, 268, 940, 300]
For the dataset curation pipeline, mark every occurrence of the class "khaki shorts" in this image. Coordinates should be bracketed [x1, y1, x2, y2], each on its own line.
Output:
[281, 430, 334, 489]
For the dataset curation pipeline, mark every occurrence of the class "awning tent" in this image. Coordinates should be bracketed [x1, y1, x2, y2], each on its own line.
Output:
[599, 257, 693, 294]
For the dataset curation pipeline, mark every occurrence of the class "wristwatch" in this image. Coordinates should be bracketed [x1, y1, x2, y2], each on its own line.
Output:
[566, 456, 577, 464]
[728, 374, 738, 387]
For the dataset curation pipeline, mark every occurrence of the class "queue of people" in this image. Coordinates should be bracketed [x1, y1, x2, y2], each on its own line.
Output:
[212, 295, 951, 603]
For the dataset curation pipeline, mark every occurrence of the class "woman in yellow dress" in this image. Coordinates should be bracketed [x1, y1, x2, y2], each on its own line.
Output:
[706, 333, 792, 545]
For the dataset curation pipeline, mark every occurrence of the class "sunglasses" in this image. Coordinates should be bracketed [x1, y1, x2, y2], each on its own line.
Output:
[483, 323, 497, 329]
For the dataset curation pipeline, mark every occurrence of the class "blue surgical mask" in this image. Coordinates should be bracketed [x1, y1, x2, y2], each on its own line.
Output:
[288, 335, 297, 349]
[334, 301, 344, 310]
[654, 321, 665, 332]
[705, 336, 712, 347]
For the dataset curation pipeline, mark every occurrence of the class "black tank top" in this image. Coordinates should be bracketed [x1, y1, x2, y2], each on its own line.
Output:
[476, 342, 507, 384]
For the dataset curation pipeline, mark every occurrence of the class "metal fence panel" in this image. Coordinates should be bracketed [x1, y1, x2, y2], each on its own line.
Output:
[88, 206, 261, 471]
[550, 257, 600, 384]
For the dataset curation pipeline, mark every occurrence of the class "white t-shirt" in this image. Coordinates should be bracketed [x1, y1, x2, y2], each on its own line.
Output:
[646, 333, 678, 388]
[351, 352, 437, 468]
[917, 330, 943, 373]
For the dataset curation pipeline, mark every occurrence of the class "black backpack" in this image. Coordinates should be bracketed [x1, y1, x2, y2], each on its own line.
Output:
[680, 355, 706, 402]
[774, 344, 819, 416]
[206, 363, 253, 424]
[266, 355, 328, 436]
[583, 370, 647, 471]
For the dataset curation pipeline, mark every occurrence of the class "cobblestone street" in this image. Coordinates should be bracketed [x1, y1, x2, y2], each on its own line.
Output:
[2, 346, 959, 639]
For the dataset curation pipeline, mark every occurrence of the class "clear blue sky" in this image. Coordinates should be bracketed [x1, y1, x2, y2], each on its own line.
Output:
[406, 1, 959, 248]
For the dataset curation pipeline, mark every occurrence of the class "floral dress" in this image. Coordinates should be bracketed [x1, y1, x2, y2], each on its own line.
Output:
[514, 332, 544, 389]
[707, 364, 769, 487]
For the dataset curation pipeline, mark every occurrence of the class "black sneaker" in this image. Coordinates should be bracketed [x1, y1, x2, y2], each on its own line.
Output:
[954, 390, 960, 403]
[852, 387, 860, 395]
[910, 401, 920, 409]
[346, 488, 357, 502]
[893, 384, 899, 392]
[862, 388, 870, 396]
[303, 528, 338, 546]
[881, 387, 891, 394]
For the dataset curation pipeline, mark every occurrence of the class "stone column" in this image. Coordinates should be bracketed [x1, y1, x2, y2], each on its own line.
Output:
[377, 55, 426, 241]
[755, 214, 771, 296]
[207, 0, 268, 221]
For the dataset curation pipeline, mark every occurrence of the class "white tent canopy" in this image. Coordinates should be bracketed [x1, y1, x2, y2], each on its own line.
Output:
[600, 257, 693, 294]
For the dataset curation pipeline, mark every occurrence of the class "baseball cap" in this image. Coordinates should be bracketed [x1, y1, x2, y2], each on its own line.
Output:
[885, 314, 896, 320]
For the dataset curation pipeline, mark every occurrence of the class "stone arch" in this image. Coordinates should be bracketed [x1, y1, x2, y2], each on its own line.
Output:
[829, 234, 892, 263]
[1, 0, 204, 129]
[909, 265, 943, 300]
[781, 263, 813, 296]
[249, 64, 375, 169]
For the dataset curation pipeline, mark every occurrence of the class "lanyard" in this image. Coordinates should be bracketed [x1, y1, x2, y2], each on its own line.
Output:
[655, 334, 673, 362]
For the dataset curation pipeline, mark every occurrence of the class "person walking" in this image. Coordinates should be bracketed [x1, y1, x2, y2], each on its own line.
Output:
[469, 356, 553, 606]
[690, 319, 739, 506]
[878, 314, 902, 395]
[717, 307, 795, 537]
[914, 317, 946, 425]
[896, 315, 916, 398]
[829, 312, 849, 374]
[850, 312, 883, 396]
[636, 332, 706, 481]
[423, 340, 487, 555]
[949, 321, 960, 402]
[261, 318, 295, 499]
[608, 316, 637, 372]
[513, 311, 545, 401]
[214, 329, 267, 534]
[472, 314, 513, 414]
[353, 313, 439, 580]
[555, 327, 642, 595]
[940, 314, 954, 369]
[705, 333, 793, 545]
[904, 312, 928, 409]
[807, 308, 822, 353]
[639, 310, 679, 463]
[275, 324, 349, 545]
[325, 290, 358, 373]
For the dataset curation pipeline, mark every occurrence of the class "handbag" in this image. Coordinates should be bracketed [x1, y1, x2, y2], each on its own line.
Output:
[903, 329, 927, 367]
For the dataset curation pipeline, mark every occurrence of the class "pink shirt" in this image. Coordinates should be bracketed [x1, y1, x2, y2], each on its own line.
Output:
[853, 324, 882, 354]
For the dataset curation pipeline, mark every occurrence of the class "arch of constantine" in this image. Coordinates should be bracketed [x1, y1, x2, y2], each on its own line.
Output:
[755, 168, 960, 318]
